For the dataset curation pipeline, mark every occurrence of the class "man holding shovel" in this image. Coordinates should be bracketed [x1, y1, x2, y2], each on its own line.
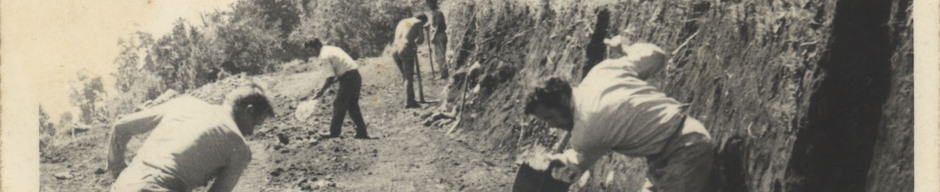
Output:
[393, 13, 429, 108]
[523, 43, 714, 192]
[425, 0, 448, 79]
[304, 39, 369, 139]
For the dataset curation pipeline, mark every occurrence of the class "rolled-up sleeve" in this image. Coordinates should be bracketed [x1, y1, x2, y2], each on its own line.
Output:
[553, 148, 604, 173]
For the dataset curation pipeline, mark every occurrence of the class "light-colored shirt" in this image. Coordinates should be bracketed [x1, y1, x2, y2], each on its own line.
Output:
[108, 96, 251, 191]
[554, 58, 684, 171]
[318, 46, 359, 76]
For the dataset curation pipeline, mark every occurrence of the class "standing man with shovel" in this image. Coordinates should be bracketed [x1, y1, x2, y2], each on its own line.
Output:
[304, 39, 370, 139]
[522, 43, 715, 192]
[393, 13, 429, 108]
[425, 0, 448, 79]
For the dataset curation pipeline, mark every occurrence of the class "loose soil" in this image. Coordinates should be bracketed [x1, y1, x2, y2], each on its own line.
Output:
[40, 51, 518, 191]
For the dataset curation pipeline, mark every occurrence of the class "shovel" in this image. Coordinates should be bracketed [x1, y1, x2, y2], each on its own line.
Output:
[294, 99, 320, 121]
[512, 132, 572, 192]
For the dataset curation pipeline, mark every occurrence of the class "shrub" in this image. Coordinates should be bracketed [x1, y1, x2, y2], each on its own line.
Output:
[288, 0, 423, 59]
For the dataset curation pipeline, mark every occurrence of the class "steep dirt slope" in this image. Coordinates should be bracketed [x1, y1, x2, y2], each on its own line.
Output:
[439, 0, 912, 191]
[863, 0, 913, 191]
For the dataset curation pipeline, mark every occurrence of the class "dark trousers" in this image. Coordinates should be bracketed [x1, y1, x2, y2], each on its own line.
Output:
[329, 70, 367, 137]
[432, 32, 448, 78]
[393, 45, 419, 107]
[644, 117, 715, 192]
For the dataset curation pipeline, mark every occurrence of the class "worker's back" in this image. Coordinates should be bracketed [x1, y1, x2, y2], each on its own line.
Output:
[568, 44, 681, 157]
[394, 18, 424, 48]
[131, 96, 251, 189]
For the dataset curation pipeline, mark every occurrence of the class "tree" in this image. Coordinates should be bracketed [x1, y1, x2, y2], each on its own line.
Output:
[39, 105, 55, 136]
[68, 72, 106, 124]
[58, 112, 73, 132]
[114, 32, 165, 99]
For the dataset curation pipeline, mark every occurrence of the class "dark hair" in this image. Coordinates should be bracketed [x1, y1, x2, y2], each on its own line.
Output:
[415, 14, 429, 23]
[426, 0, 439, 10]
[235, 93, 274, 118]
[226, 82, 275, 135]
[304, 39, 322, 50]
[524, 77, 572, 115]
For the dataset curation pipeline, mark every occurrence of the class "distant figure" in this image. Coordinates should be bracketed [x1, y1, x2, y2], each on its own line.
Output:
[108, 82, 275, 192]
[426, 0, 449, 79]
[305, 39, 370, 139]
[524, 43, 714, 192]
[392, 14, 429, 108]
[218, 61, 238, 80]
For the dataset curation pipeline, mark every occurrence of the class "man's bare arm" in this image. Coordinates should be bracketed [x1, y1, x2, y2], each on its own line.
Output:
[314, 76, 336, 99]
[547, 148, 602, 173]
[414, 23, 425, 45]
[107, 108, 165, 178]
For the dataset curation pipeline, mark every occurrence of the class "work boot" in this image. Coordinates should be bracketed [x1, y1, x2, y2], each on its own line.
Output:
[353, 125, 370, 139]
[406, 101, 421, 108]
[319, 133, 340, 139]
[354, 133, 370, 139]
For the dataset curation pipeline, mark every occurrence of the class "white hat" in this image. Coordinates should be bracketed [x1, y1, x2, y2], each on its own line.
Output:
[603, 35, 632, 56]
[624, 43, 667, 80]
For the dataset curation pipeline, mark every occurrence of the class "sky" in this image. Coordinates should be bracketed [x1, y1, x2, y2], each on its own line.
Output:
[3, 0, 240, 122]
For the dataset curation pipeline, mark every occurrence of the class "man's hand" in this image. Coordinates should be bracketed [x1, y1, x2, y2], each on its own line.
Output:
[527, 153, 564, 171]
[546, 153, 567, 164]
[313, 89, 326, 99]
[313, 76, 336, 99]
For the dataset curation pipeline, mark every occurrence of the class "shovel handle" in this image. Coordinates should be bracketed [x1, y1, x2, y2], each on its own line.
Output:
[552, 132, 571, 153]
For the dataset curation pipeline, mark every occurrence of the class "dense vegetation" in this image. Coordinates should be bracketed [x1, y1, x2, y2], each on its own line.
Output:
[56, 0, 425, 128]
[44, 0, 427, 161]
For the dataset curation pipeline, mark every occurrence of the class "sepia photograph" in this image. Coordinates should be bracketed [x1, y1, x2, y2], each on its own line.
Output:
[2, 0, 934, 191]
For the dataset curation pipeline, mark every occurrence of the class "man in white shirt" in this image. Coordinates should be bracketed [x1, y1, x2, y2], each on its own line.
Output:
[524, 43, 714, 192]
[392, 14, 428, 108]
[305, 39, 369, 139]
[108, 82, 275, 192]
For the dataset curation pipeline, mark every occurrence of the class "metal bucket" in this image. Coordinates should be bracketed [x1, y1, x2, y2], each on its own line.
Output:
[512, 163, 571, 192]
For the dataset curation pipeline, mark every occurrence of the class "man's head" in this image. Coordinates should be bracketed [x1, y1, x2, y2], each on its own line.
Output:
[624, 43, 667, 80]
[415, 13, 429, 24]
[225, 82, 275, 136]
[426, 0, 439, 10]
[524, 77, 574, 130]
[304, 39, 323, 58]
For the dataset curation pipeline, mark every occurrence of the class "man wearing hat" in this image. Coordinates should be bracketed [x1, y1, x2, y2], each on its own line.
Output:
[525, 43, 714, 192]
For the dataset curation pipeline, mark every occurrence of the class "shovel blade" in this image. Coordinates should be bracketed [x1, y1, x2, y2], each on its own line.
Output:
[294, 100, 320, 121]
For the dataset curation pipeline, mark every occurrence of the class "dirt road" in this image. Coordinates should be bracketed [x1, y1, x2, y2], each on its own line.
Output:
[246, 56, 516, 191]
[41, 54, 517, 191]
